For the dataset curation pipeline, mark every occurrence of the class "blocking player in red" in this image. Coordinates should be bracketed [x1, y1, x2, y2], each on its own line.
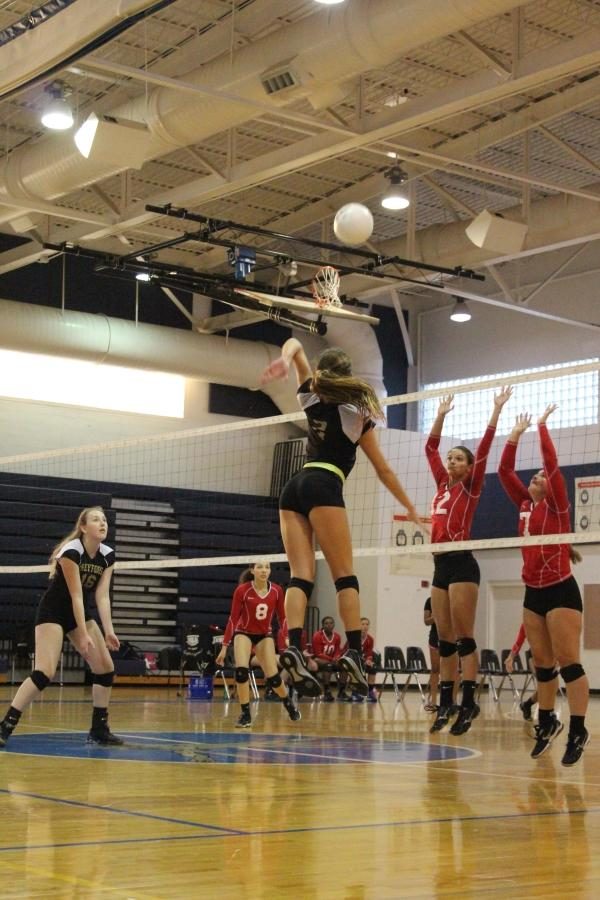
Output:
[427, 387, 512, 736]
[215, 561, 300, 728]
[498, 404, 588, 766]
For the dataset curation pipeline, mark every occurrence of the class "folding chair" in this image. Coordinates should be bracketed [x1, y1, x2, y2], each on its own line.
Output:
[498, 649, 528, 699]
[213, 644, 260, 701]
[520, 649, 537, 700]
[405, 646, 431, 703]
[380, 646, 408, 701]
[476, 649, 503, 702]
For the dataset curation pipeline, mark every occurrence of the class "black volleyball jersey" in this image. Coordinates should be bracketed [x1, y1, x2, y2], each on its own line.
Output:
[44, 539, 115, 606]
[298, 379, 375, 479]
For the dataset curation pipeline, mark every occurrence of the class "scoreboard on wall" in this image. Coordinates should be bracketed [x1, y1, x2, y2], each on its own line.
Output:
[575, 477, 600, 532]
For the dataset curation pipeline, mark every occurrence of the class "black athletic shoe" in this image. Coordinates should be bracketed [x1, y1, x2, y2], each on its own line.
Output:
[520, 699, 534, 721]
[430, 705, 454, 733]
[322, 691, 335, 703]
[450, 703, 480, 736]
[235, 710, 252, 728]
[0, 726, 9, 749]
[338, 650, 369, 697]
[531, 716, 564, 759]
[87, 727, 124, 746]
[284, 697, 301, 722]
[280, 647, 322, 697]
[561, 729, 590, 767]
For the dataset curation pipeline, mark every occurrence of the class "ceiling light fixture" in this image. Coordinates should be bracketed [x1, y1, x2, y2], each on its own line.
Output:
[384, 89, 409, 108]
[381, 165, 410, 210]
[314, 0, 345, 5]
[449, 297, 472, 323]
[40, 82, 74, 131]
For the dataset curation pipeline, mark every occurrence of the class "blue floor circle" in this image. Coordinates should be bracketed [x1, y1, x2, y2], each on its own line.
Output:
[3, 731, 478, 765]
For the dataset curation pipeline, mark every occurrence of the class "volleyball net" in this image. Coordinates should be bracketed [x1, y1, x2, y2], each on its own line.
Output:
[0, 358, 598, 578]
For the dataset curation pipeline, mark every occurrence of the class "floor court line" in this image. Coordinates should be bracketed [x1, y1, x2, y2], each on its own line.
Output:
[0, 804, 596, 856]
[0, 787, 245, 834]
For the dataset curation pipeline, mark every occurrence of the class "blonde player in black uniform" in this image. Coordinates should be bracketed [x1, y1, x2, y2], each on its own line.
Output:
[0, 507, 122, 748]
[261, 338, 421, 697]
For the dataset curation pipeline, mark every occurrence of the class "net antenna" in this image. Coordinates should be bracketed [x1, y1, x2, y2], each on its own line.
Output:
[312, 265, 341, 309]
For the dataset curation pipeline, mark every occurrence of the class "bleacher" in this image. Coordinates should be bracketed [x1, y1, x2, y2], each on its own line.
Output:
[0, 472, 287, 680]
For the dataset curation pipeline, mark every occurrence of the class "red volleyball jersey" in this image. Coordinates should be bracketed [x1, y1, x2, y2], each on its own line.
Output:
[426, 426, 495, 544]
[222, 581, 285, 645]
[311, 629, 342, 661]
[498, 424, 572, 588]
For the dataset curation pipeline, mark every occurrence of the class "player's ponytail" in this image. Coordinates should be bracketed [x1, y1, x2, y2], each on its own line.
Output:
[312, 347, 384, 420]
[238, 567, 254, 584]
[48, 507, 105, 579]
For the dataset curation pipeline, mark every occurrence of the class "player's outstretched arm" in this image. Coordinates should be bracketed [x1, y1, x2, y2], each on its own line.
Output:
[260, 338, 312, 387]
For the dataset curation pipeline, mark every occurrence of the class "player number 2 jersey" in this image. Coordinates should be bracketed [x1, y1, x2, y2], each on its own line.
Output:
[426, 426, 495, 544]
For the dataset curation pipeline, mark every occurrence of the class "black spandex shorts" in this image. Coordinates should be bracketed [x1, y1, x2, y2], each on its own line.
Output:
[279, 467, 345, 517]
[35, 595, 90, 634]
[524, 576, 582, 616]
[432, 551, 480, 590]
[233, 632, 272, 647]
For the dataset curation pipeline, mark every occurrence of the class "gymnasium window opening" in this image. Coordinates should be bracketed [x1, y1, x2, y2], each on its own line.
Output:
[0, 349, 185, 418]
[419, 359, 599, 440]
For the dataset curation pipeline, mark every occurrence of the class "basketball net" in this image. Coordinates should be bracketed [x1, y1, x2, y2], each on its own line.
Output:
[312, 266, 341, 309]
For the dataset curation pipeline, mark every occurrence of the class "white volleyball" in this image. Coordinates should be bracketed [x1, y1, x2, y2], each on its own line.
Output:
[333, 203, 374, 245]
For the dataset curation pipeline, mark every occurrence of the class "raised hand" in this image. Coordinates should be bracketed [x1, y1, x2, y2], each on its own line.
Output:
[260, 355, 289, 385]
[494, 385, 513, 410]
[437, 394, 454, 416]
[513, 413, 532, 435]
[538, 403, 558, 425]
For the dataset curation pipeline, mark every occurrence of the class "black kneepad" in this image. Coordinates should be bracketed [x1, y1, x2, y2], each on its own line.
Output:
[92, 671, 114, 688]
[536, 666, 558, 683]
[266, 673, 282, 690]
[30, 670, 50, 692]
[439, 640, 457, 658]
[561, 663, 585, 684]
[288, 577, 314, 601]
[334, 575, 359, 593]
[456, 637, 477, 657]
[235, 667, 249, 684]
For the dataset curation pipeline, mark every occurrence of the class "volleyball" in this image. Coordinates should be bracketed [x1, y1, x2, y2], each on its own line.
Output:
[333, 203, 374, 245]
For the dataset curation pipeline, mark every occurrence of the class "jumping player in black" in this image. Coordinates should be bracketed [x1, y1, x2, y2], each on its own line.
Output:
[0, 507, 122, 748]
[261, 338, 421, 698]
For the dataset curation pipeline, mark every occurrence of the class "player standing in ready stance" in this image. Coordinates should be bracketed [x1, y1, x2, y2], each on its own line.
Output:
[427, 388, 512, 736]
[0, 507, 122, 748]
[215, 561, 300, 728]
[498, 405, 589, 765]
[261, 337, 421, 698]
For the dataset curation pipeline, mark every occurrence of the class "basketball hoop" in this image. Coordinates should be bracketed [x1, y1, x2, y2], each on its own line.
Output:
[312, 266, 341, 309]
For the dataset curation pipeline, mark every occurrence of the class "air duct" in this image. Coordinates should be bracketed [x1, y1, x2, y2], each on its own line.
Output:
[0, 297, 300, 413]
